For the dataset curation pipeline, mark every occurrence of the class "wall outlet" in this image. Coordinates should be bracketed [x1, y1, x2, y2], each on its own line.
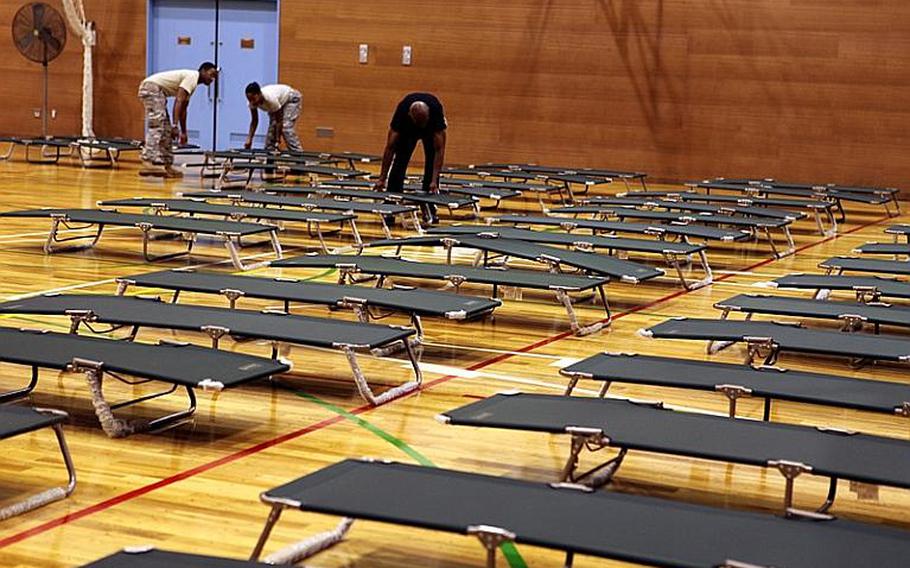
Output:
[32, 109, 41, 118]
[316, 127, 335, 138]
[358, 44, 369, 64]
[402, 45, 412, 66]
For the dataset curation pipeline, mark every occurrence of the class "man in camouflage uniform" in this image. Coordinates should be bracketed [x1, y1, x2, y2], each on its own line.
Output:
[243, 82, 303, 152]
[138, 62, 218, 177]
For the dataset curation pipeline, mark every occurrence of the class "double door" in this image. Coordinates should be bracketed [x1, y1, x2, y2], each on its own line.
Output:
[148, 0, 279, 150]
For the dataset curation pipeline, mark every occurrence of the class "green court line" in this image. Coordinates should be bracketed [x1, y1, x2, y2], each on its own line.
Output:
[296, 391, 528, 568]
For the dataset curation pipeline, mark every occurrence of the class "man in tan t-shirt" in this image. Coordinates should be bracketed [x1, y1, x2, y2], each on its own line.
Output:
[137, 62, 218, 177]
[243, 82, 303, 152]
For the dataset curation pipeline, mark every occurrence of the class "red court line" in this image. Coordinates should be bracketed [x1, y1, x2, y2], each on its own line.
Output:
[0, 212, 890, 550]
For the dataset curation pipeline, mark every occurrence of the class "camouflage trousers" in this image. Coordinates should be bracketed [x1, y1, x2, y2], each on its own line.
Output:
[138, 82, 174, 166]
[265, 90, 302, 152]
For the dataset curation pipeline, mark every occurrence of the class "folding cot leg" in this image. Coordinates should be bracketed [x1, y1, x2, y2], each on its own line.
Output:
[813, 208, 838, 237]
[26, 143, 61, 164]
[743, 338, 779, 366]
[339, 343, 422, 406]
[560, 431, 626, 489]
[140, 224, 195, 263]
[378, 214, 394, 239]
[250, 504, 284, 561]
[761, 227, 789, 259]
[223, 229, 283, 271]
[0, 141, 15, 160]
[0, 412, 77, 521]
[44, 218, 104, 253]
[347, 304, 423, 355]
[768, 460, 812, 514]
[834, 199, 847, 223]
[715, 385, 753, 418]
[348, 218, 363, 246]
[311, 223, 328, 253]
[664, 250, 713, 290]
[0, 364, 40, 403]
[816, 477, 839, 514]
[73, 359, 198, 438]
[561, 372, 602, 397]
[555, 288, 610, 336]
[466, 526, 517, 568]
[780, 226, 796, 257]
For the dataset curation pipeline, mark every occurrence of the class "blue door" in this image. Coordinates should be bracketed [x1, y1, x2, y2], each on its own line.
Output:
[216, 0, 279, 149]
[148, 0, 217, 149]
[148, 0, 279, 151]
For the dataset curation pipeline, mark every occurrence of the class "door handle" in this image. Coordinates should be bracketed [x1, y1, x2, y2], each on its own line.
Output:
[216, 67, 223, 103]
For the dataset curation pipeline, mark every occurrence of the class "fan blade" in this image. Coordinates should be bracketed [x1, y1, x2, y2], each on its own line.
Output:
[32, 3, 46, 28]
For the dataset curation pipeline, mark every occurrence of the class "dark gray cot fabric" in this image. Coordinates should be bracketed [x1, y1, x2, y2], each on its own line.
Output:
[759, 181, 897, 196]
[820, 257, 910, 276]
[482, 163, 644, 179]
[562, 353, 910, 415]
[120, 269, 501, 319]
[679, 192, 834, 210]
[691, 181, 887, 204]
[364, 235, 663, 282]
[442, 185, 521, 200]
[547, 173, 611, 185]
[441, 393, 910, 489]
[0, 209, 274, 236]
[427, 225, 704, 255]
[609, 208, 791, 228]
[495, 214, 750, 242]
[701, 179, 897, 197]
[329, 151, 380, 162]
[266, 459, 910, 568]
[853, 243, 910, 255]
[645, 318, 910, 362]
[81, 549, 271, 567]
[272, 254, 609, 291]
[716, 293, 910, 329]
[558, 202, 799, 221]
[0, 406, 64, 440]
[181, 191, 416, 216]
[0, 295, 414, 350]
[772, 274, 910, 298]
[98, 198, 354, 223]
[886, 224, 910, 236]
[228, 161, 367, 178]
[270, 186, 477, 208]
[0, 327, 287, 388]
[440, 177, 557, 193]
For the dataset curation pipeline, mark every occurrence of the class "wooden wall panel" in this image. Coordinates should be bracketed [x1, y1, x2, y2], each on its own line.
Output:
[278, 0, 910, 188]
[2, 1, 907, 190]
[0, 0, 146, 139]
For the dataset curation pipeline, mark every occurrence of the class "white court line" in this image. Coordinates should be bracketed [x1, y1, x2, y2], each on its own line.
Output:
[405, 361, 733, 418]
[0, 244, 294, 302]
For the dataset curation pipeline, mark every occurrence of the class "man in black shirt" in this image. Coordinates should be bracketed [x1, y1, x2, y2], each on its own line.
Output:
[374, 93, 447, 223]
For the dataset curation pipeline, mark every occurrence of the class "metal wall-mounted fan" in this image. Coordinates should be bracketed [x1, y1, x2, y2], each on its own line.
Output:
[12, 2, 67, 137]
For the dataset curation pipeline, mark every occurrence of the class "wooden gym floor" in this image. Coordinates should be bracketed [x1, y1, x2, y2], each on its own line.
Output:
[0, 156, 908, 567]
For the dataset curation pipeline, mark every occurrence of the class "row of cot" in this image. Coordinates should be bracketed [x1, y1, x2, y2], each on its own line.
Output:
[35, 332, 910, 566]
[8, 237, 910, 563]
[3, 208, 905, 343]
[4, 156, 908, 566]
[11, 333, 910, 567]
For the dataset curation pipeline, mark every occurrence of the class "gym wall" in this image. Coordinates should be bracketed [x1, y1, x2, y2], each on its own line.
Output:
[1, 1, 907, 189]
